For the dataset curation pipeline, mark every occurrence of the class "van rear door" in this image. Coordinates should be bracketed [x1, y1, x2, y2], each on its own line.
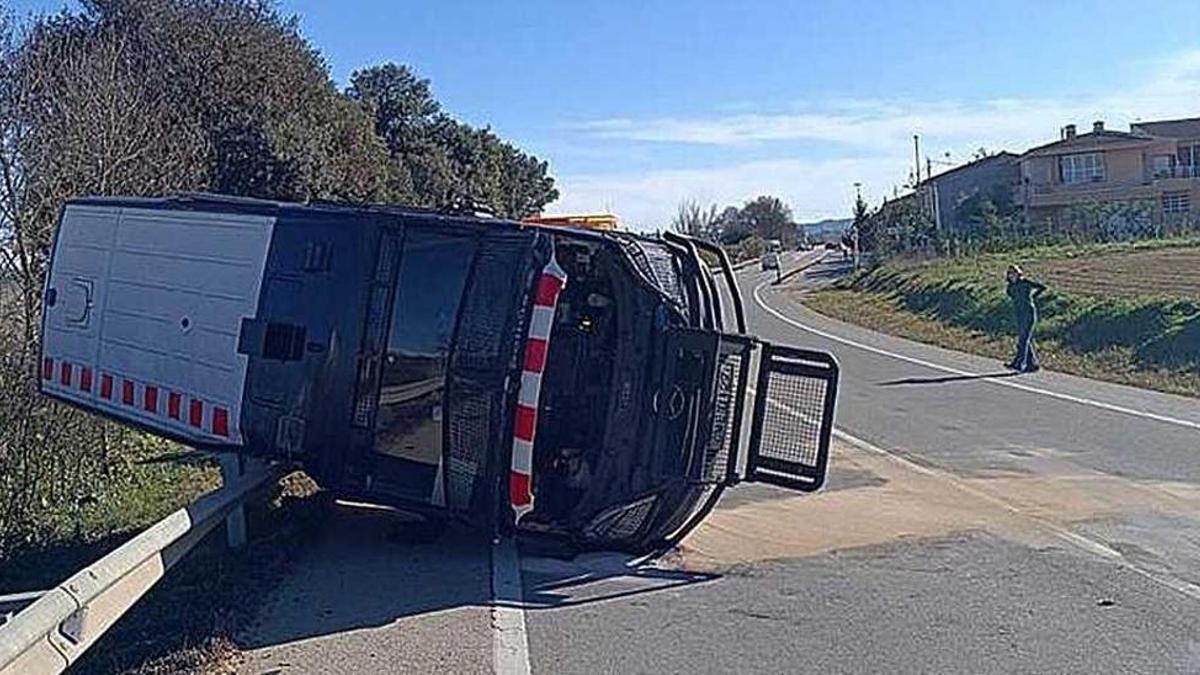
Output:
[741, 344, 838, 490]
[656, 330, 838, 491]
[41, 202, 274, 447]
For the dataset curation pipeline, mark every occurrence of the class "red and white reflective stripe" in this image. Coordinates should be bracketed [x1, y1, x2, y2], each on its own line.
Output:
[510, 253, 567, 523]
[40, 356, 233, 441]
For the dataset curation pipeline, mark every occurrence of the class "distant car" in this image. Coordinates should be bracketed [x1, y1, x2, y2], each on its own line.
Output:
[41, 193, 840, 555]
[761, 239, 783, 271]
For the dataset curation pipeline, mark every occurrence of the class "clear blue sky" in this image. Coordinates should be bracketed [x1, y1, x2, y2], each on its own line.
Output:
[9, 0, 1200, 227]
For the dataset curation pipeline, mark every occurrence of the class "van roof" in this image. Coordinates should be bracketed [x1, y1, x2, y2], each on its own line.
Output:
[66, 193, 620, 243]
[69, 192, 501, 224]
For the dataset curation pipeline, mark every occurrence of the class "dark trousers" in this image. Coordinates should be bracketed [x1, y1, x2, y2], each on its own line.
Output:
[1012, 311, 1038, 370]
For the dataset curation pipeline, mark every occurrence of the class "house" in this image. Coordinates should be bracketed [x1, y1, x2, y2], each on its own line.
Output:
[918, 152, 1021, 230]
[1019, 118, 1200, 224]
[1130, 116, 1200, 214]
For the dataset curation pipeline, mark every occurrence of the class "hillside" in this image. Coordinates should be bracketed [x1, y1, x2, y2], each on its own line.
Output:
[798, 238, 1200, 397]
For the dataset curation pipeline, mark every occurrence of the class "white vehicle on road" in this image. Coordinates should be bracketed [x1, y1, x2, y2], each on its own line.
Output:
[760, 239, 782, 271]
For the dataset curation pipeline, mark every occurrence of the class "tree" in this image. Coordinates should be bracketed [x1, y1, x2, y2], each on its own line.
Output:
[0, 0, 557, 554]
[347, 63, 558, 218]
[714, 205, 749, 244]
[739, 195, 794, 242]
[671, 199, 720, 240]
[851, 192, 873, 252]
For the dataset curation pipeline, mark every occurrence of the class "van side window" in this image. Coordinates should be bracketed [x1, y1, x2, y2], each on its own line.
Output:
[262, 322, 306, 361]
[238, 318, 306, 362]
[374, 230, 478, 483]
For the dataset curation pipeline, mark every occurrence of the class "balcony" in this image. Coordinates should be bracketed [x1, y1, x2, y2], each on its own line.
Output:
[1150, 164, 1200, 180]
[1023, 178, 1158, 208]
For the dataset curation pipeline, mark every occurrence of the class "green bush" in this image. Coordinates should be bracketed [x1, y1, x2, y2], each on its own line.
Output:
[1137, 312, 1200, 369]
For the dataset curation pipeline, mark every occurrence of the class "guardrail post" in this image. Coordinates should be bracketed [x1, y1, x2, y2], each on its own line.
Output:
[219, 453, 248, 549]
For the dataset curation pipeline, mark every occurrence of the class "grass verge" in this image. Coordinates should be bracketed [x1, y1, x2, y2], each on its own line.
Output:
[71, 471, 324, 675]
[1, 455, 326, 675]
[1, 444, 221, 595]
[798, 240, 1200, 398]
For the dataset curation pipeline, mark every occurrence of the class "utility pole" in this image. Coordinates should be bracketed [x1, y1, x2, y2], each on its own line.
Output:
[913, 134, 921, 185]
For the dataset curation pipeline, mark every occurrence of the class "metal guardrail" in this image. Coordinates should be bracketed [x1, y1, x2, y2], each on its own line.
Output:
[0, 591, 47, 626]
[0, 455, 274, 675]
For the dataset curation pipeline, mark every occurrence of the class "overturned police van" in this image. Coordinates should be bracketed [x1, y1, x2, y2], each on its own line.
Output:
[40, 194, 838, 554]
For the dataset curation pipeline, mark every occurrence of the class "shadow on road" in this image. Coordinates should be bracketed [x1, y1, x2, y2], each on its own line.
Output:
[236, 506, 489, 651]
[518, 553, 719, 610]
[236, 503, 722, 653]
[877, 371, 1021, 386]
[805, 260, 853, 280]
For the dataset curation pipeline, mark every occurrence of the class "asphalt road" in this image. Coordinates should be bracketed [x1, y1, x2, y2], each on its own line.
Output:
[236, 250, 1200, 674]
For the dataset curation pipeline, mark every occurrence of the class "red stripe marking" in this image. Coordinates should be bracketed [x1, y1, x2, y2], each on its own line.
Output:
[168, 392, 181, 420]
[212, 407, 229, 437]
[509, 471, 532, 507]
[144, 386, 158, 413]
[534, 273, 564, 306]
[514, 404, 537, 442]
[60, 362, 72, 386]
[523, 338, 548, 373]
[189, 399, 203, 428]
[80, 367, 93, 393]
[122, 380, 134, 406]
[42, 357, 53, 380]
[100, 374, 113, 400]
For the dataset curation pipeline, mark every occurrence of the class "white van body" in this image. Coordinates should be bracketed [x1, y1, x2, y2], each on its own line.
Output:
[41, 203, 275, 446]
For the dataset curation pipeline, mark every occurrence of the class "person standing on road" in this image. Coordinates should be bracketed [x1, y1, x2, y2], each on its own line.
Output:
[1005, 264, 1047, 373]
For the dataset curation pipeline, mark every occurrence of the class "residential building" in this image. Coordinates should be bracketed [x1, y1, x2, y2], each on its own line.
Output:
[1019, 118, 1200, 224]
[1130, 116, 1200, 216]
[917, 152, 1021, 231]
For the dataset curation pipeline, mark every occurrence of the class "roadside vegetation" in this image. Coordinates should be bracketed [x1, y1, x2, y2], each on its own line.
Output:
[68, 473, 325, 675]
[801, 238, 1200, 398]
[0, 0, 556, 586]
[671, 196, 799, 264]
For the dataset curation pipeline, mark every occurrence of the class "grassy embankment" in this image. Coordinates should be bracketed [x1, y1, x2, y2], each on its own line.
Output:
[800, 238, 1200, 398]
[2, 439, 325, 674]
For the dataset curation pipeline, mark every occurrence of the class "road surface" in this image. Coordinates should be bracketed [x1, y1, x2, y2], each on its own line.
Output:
[236, 251, 1200, 674]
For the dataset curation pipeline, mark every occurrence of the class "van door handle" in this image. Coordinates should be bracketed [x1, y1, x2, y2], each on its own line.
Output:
[69, 278, 94, 325]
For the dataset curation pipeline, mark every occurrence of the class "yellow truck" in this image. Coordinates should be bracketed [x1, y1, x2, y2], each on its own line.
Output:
[523, 213, 619, 231]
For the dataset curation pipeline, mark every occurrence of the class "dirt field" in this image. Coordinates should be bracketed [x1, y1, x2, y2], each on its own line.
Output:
[1026, 246, 1200, 300]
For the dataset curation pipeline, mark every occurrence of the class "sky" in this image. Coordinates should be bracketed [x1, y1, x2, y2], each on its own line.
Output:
[9, 1, 1200, 229]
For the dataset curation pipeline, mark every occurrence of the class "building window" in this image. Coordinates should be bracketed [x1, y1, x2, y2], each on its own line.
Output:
[1059, 153, 1105, 184]
[1151, 154, 1176, 179]
[1162, 192, 1190, 214]
[1178, 144, 1200, 177]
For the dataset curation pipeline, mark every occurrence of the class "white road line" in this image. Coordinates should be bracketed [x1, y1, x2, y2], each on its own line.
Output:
[491, 537, 532, 675]
[751, 278, 1200, 432]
